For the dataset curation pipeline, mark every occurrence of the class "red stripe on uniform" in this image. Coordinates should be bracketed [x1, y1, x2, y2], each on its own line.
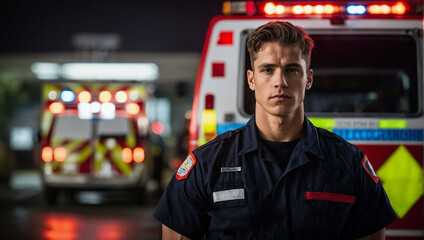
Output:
[305, 192, 356, 204]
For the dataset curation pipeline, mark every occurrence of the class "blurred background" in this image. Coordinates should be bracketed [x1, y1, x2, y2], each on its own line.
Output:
[0, 1, 224, 239]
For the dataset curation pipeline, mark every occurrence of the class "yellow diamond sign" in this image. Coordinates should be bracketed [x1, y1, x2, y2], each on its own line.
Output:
[377, 145, 423, 218]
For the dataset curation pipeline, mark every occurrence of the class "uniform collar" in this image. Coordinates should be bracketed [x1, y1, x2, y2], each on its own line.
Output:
[238, 114, 325, 160]
[297, 116, 326, 160]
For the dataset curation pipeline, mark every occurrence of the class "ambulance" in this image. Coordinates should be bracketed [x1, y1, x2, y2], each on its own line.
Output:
[190, 1, 424, 239]
[40, 83, 149, 204]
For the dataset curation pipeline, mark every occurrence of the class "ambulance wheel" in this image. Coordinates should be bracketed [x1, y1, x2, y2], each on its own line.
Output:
[44, 187, 58, 205]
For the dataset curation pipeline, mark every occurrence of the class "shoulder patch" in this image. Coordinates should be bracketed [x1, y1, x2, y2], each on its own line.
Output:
[176, 153, 197, 181]
[361, 155, 379, 184]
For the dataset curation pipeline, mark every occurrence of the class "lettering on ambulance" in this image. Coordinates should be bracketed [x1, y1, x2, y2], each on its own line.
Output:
[333, 129, 424, 142]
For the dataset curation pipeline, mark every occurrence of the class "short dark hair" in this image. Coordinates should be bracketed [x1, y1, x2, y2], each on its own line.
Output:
[246, 21, 314, 69]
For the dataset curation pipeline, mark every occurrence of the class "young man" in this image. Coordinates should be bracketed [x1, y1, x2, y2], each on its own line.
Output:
[154, 21, 396, 240]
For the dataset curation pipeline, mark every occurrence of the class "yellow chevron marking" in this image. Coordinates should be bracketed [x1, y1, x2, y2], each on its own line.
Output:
[95, 143, 108, 171]
[76, 145, 91, 164]
[126, 124, 136, 147]
[49, 140, 91, 171]
[61, 140, 85, 152]
[111, 145, 132, 176]
[66, 144, 91, 164]
[41, 111, 53, 137]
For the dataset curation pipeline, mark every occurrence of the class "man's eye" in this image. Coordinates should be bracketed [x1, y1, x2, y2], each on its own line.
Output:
[262, 68, 273, 73]
[286, 68, 299, 73]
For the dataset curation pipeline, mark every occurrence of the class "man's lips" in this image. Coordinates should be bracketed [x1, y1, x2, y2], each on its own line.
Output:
[270, 94, 290, 100]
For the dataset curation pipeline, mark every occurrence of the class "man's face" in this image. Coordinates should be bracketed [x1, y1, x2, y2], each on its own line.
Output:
[247, 42, 313, 118]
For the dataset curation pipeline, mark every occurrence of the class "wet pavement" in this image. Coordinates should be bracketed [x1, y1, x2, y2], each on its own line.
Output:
[0, 170, 162, 240]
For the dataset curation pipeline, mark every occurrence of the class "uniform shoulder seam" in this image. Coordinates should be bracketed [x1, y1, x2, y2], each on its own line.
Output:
[316, 127, 361, 152]
[196, 125, 246, 151]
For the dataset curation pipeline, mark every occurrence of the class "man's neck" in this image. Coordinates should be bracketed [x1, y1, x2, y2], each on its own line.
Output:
[255, 110, 304, 142]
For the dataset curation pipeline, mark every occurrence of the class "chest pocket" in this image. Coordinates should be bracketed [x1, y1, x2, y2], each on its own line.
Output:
[305, 191, 355, 214]
[298, 191, 355, 239]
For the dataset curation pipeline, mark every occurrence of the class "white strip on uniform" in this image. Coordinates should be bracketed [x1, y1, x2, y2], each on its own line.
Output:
[213, 188, 245, 203]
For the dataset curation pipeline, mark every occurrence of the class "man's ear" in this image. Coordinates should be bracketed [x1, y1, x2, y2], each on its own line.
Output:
[306, 69, 313, 90]
[247, 70, 255, 91]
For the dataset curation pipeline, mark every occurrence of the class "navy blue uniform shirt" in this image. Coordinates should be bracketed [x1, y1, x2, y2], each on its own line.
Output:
[154, 116, 397, 239]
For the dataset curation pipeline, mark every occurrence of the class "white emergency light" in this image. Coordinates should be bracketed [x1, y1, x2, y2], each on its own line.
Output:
[78, 103, 93, 119]
[101, 103, 116, 119]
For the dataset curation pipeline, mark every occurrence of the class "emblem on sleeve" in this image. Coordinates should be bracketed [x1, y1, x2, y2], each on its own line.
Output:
[176, 153, 197, 181]
[361, 155, 379, 184]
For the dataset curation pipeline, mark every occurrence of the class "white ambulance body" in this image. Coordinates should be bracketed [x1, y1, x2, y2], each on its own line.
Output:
[190, 1, 424, 239]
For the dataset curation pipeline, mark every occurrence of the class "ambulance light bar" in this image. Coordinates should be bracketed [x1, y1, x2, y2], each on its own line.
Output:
[223, 1, 414, 17]
[48, 88, 142, 118]
[52, 89, 134, 104]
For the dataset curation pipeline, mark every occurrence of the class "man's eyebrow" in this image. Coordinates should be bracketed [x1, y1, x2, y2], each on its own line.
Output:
[257, 62, 303, 69]
[284, 63, 303, 68]
[257, 63, 278, 68]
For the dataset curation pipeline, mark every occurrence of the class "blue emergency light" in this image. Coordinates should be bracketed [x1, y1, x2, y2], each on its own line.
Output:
[61, 89, 76, 102]
[346, 5, 366, 15]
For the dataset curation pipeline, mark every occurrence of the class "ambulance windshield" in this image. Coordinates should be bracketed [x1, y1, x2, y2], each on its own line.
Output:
[242, 32, 420, 116]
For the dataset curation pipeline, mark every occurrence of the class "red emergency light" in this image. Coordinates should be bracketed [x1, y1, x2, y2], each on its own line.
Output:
[99, 91, 112, 103]
[78, 91, 91, 103]
[262, 2, 341, 15]
[122, 147, 145, 163]
[42, 146, 53, 162]
[126, 103, 141, 115]
[223, 1, 415, 18]
[42, 146, 67, 162]
[49, 102, 65, 114]
[115, 90, 128, 103]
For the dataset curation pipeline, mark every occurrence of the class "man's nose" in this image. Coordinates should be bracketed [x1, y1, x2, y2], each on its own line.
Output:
[273, 73, 288, 88]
